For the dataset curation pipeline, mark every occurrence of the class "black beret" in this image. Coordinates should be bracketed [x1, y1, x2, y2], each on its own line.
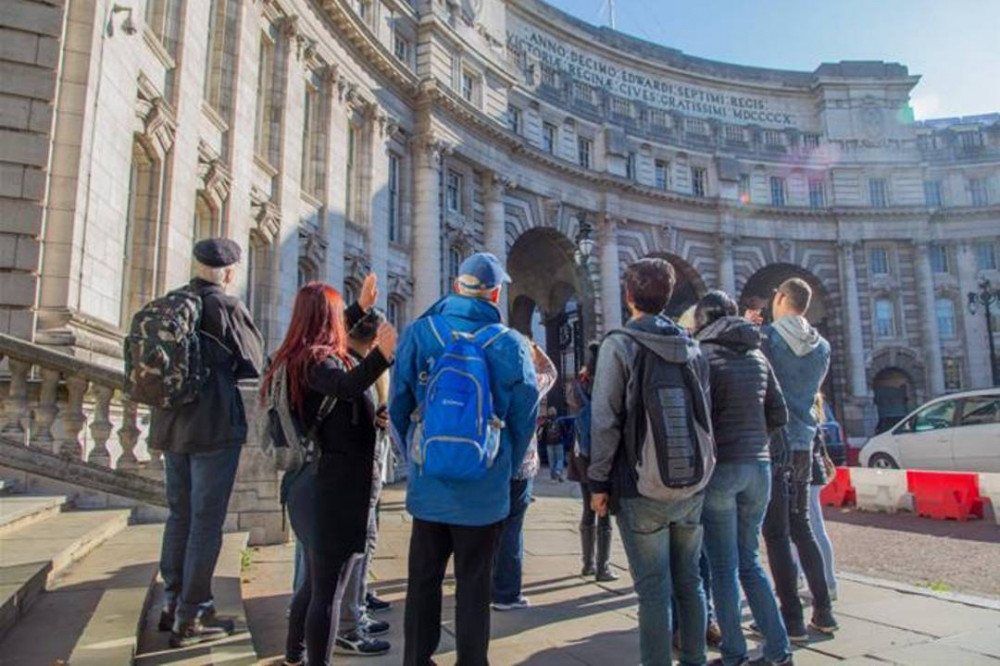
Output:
[193, 238, 241, 268]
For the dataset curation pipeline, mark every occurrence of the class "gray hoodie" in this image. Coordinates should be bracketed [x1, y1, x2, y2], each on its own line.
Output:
[587, 314, 711, 507]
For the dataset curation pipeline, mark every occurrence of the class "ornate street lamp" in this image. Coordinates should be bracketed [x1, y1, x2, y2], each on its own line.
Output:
[967, 278, 1000, 387]
[575, 216, 595, 266]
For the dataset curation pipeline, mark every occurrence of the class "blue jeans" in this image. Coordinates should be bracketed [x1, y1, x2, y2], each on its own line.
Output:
[546, 444, 565, 478]
[617, 494, 707, 666]
[292, 539, 307, 594]
[703, 461, 789, 665]
[672, 548, 714, 629]
[161, 447, 242, 623]
[493, 477, 533, 603]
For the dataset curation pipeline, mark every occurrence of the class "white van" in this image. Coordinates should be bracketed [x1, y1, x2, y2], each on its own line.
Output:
[860, 388, 1000, 472]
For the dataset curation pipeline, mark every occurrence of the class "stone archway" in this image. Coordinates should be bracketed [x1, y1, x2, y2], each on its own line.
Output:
[872, 367, 917, 434]
[640, 252, 708, 320]
[507, 227, 596, 412]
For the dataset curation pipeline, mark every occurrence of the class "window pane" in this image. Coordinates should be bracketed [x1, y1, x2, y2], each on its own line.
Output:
[913, 400, 956, 431]
[770, 176, 785, 207]
[875, 299, 895, 337]
[924, 180, 943, 207]
[655, 160, 669, 190]
[959, 397, 1000, 426]
[935, 298, 955, 338]
[975, 243, 997, 270]
[869, 179, 888, 207]
[691, 167, 707, 197]
[929, 244, 948, 273]
[870, 248, 889, 275]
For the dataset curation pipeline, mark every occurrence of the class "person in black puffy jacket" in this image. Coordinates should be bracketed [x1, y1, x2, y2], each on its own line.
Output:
[694, 291, 795, 666]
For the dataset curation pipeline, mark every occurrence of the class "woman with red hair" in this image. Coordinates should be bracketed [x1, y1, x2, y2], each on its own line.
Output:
[267, 276, 397, 665]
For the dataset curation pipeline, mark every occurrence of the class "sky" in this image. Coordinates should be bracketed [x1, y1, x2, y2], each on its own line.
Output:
[543, 0, 1000, 120]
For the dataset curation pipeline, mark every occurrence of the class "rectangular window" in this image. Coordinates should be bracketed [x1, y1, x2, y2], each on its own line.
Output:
[611, 96, 632, 118]
[507, 105, 521, 134]
[254, 35, 274, 158]
[802, 134, 820, 149]
[936, 298, 956, 338]
[625, 152, 636, 180]
[577, 137, 592, 169]
[924, 180, 943, 207]
[929, 244, 949, 273]
[869, 178, 889, 207]
[300, 83, 320, 195]
[388, 153, 400, 242]
[959, 131, 983, 149]
[393, 32, 410, 65]
[970, 178, 989, 206]
[975, 242, 997, 270]
[461, 71, 479, 105]
[724, 125, 744, 143]
[542, 122, 557, 154]
[655, 160, 670, 190]
[686, 118, 708, 135]
[869, 247, 890, 275]
[875, 299, 895, 338]
[808, 179, 826, 208]
[738, 173, 751, 204]
[770, 176, 786, 207]
[446, 170, 462, 213]
[649, 109, 670, 128]
[944, 358, 963, 391]
[691, 167, 707, 197]
[763, 130, 784, 147]
[574, 82, 593, 104]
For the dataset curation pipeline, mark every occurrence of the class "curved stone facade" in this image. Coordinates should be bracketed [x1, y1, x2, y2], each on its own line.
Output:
[2, 0, 998, 435]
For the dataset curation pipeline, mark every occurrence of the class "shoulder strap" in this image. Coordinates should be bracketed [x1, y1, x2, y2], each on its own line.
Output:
[472, 323, 507, 349]
[427, 315, 450, 349]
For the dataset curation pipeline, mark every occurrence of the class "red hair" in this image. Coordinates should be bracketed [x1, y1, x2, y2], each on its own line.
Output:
[261, 282, 351, 416]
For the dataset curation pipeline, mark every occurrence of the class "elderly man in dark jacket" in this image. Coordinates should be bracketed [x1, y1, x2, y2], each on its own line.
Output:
[694, 291, 792, 666]
[150, 238, 264, 648]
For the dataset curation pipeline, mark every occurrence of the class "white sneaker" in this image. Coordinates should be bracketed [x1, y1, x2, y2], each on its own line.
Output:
[491, 596, 530, 611]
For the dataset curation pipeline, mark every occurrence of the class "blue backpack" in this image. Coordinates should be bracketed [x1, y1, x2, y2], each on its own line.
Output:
[410, 316, 506, 481]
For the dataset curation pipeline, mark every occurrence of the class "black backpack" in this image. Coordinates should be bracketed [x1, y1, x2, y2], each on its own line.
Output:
[123, 286, 205, 408]
[613, 329, 716, 502]
[542, 419, 563, 446]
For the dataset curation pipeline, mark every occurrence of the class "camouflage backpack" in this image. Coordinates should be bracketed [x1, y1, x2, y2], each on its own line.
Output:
[123, 286, 205, 408]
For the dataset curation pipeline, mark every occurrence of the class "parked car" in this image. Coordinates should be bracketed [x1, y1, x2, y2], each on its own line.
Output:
[860, 388, 1000, 472]
[820, 403, 849, 466]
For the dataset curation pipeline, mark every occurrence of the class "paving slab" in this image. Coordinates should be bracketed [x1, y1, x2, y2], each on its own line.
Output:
[243, 482, 1000, 666]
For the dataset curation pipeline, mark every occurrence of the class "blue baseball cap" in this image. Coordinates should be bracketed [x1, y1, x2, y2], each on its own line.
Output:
[456, 252, 511, 291]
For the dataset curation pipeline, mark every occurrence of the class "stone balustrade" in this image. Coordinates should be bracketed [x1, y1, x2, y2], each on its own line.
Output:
[0, 332, 159, 475]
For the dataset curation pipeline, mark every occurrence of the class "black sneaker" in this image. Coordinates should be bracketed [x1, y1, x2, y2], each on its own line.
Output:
[169, 619, 229, 648]
[361, 616, 390, 637]
[158, 607, 175, 632]
[366, 592, 391, 613]
[749, 656, 794, 666]
[784, 618, 810, 644]
[334, 631, 390, 656]
[810, 608, 839, 635]
[199, 607, 236, 634]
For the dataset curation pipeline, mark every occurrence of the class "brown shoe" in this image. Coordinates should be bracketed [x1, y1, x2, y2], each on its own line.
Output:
[707, 620, 723, 647]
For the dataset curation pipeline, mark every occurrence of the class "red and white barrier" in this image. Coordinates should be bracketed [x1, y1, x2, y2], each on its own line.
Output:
[822, 466, 997, 524]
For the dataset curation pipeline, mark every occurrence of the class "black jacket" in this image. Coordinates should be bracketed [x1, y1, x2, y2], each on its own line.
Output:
[300, 349, 391, 560]
[149, 279, 264, 453]
[695, 316, 788, 464]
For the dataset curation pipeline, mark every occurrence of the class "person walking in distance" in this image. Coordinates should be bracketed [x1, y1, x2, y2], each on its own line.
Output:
[748, 278, 839, 640]
[391, 253, 539, 666]
[142, 239, 264, 647]
[693, 291, 794, 666]
[589, 258, 715, 666]
[541, 407, 565, 481]
[492, 341, 558, 611]
[567, 341, 619, 582]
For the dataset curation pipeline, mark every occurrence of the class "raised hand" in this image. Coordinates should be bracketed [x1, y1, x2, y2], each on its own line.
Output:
[360, 273, 379, 311]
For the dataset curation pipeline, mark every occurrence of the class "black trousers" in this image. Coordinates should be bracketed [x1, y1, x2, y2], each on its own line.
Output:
[762, 450, 832, 627]
[285, 546, 352, 664]
[403, 518, 502, 666]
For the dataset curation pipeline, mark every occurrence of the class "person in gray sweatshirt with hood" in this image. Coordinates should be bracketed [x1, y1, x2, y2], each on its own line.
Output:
[748, 277, 839, 643]
[589, 257, 713, 666]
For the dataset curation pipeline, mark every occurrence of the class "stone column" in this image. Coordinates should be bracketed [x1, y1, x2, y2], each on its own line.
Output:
[599, 215, 623, 333]
[411, 137, 449, 315]
[716, 233, 736, 295]
[914, 241, 945, 396]
[957, 242, 992, 388]
[837, 240, 872, 435]
[484, 172, 512, 317]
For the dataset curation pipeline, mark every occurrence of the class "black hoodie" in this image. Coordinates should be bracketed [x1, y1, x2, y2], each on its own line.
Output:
[696, 316, 788, 464]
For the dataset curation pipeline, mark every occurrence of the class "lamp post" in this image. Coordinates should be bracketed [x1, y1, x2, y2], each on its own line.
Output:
[967, 277, 1000, 387]
[574, 216, 595, 266]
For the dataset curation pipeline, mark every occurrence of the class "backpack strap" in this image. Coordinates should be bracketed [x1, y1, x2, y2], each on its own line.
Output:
[427, 315, 450, 348]
[472, 323, 507, 348]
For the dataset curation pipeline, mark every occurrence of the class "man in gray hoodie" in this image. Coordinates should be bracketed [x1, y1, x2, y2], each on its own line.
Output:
[752, 277, 839, 643]
[589, 257, 712, 666]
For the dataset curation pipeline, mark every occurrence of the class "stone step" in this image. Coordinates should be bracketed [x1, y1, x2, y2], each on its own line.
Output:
[0, 523, 164, 666]
[134, 531, 258, 666]
[0, 493, 67, 537]
[0, 508, 131, 641]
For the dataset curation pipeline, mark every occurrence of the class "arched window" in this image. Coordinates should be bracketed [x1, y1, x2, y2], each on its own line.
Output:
[122, 139, 163, 326]
[193, 192, 218, 243]
[343, 280, 359, 307]
[935, 298, 956, 339]
[387, 297, 405, 329]
[448, 245, 464, 282]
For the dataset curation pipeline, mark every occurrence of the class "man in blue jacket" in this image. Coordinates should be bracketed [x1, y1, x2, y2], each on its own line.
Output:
[753, 277, 839, 644]
[391, 253, 539, 666]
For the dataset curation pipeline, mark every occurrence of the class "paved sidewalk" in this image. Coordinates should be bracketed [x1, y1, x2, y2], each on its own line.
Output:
[243, 478, 1000, 665]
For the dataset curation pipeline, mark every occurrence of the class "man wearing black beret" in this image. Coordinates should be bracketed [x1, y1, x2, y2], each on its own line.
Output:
[150, 237, 264, 647]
